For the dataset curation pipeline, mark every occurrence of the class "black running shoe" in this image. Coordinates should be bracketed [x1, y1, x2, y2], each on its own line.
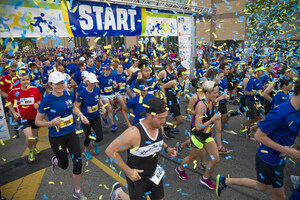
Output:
[216, 174, 227, 197]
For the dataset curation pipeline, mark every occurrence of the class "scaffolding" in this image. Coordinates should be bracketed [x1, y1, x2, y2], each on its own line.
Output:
[86, 0, 216, 17]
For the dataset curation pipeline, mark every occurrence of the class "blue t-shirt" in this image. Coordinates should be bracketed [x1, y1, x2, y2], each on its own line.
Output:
[76, 82, 87, 94]
[77, 87, 100, 120]
[271, 91, 289, 109]
[98, 74, 115, 95]
[86, 66, 96, 74]
[43, 66, 53, 75]
[115, 72, 127, 93]
[257, 100, 300, 166]
[260, 72, 270, 86]
[73, 71, 83, 85]
[218, 77, 228, 103]
[95, 66, 102, 77]
[245, 76, 263, 102]
[101, 59, 111, 67]
[38, 91, 76, 137]
[196, 69, 207, 77]
[126, 93, 155, 125]
[147, 77, 160, 94]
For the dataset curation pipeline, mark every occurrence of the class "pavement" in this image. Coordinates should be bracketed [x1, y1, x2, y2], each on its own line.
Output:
[0, 98, 299, 200]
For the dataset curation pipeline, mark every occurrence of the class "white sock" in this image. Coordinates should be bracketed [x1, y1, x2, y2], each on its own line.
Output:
[202, 176, 208, 180]
[75, 189, 80, 193]
[115, 187, 122, 195]
[177, 167, 183, 171]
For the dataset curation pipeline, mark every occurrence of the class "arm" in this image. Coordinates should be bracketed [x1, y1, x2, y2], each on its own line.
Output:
[254, 128, 300, 159]
[262, 82, 274, 102]
[195, 102, 220, 131]
[157, 70, 166, 86]
[72, 103, 89, 124]
[0, 91, 8, 98]
[105, 127, 143, 181]
[160, 80, 177, 96]
[187, 95, 197, 115]
[7, 103, 19, 119]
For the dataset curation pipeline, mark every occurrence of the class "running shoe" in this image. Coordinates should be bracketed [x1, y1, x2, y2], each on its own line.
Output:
[199, 163, 207, 170]
[110, 182, 121, 200]
[28, 151, 35, 162]
[73, 189, 87, 200]
[175, 167, 189, 180]
[90, 141, 99, 155]
[216, 174, 227, 197]
[200, 177, 216, 190]
[290, 175, 300, 189]
[33, 147, 40, 155]
[84, 150, 92, 160]
[111, 124, 118, 132]
[171, 128, 180, 134]
[51, 156, 59, 174]
[176, 142, 183, 154]
[102, 117, 109, 126]
[218, 147, 231, 154]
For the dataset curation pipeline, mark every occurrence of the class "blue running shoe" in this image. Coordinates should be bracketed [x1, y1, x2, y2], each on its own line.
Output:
[90, 141, 99, 154]
[102, 117, 109, 126]
[111, 124, 118, 132]
[84, 150, 92, 160]
[216, 174, 227, 197]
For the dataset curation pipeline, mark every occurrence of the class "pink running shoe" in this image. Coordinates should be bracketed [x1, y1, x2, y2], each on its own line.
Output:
[200, 177, 216, 190]
[175, 167, 189, 180]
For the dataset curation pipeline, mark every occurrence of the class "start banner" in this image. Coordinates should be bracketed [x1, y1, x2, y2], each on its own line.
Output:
[0, 0, 182, 38]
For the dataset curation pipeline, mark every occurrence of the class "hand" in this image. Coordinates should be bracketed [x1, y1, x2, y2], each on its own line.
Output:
[33, 103, 39, 109]
[80, 115, 90, 125]
[285, 147, 300, 159]
[211, 112, 221, 122]
[13, 112, 20, 120]
[166, 147, 177, 157]
[101, 107, 106, 115]
[126, 168, 144, 182]
[49, 116, 61, 127]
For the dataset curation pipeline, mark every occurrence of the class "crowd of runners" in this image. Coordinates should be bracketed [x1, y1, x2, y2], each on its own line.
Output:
[0, 43, 299, 200]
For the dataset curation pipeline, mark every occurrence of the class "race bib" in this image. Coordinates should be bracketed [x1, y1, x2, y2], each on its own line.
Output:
[120, 83, 126, 90]
[104, 86, 112, 93]
[87, 105, 98, 113]
[20, 97, 34, 105]
[204, 124, 214, 134]
[59, 115, 73, 129]
[150, 165, 165, 185]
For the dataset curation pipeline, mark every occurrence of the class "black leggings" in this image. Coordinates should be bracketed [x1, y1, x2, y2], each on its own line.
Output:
[81, 116, 103, 148]
[49, 131, 82, 175]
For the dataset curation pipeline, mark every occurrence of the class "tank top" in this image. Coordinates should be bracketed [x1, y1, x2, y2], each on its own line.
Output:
[161, 69, 177, 84]
[192, 99, 216, 137]
[127, 122, 163, 179]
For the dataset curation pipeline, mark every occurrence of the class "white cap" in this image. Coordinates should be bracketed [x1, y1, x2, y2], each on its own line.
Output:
[81, 71, 89, 78]
[79, 57, 85, 61]
[48, 71, 65, 84]
[86, 73, 98, 83]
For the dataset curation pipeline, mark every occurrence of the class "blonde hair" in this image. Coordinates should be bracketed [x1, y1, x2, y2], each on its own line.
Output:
[202, 81, 216, 92]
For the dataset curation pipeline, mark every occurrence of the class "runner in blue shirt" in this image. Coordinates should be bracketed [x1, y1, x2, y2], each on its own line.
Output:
[73, 61, 86, 86]
[75, 71, 89, 98]
[101, 53, 111, 67]
[35, 71, 89, 200]
[125, 79, 155, 125]
[97, 65, 118, 131]
[114, 64, 130, 126]
[216, 78, 300, 200]
[271, 78, 293, 109]
[76, 73, 105, 160]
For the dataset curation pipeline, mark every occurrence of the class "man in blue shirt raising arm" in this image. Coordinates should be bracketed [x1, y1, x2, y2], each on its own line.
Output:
[216, 78, 300, 200]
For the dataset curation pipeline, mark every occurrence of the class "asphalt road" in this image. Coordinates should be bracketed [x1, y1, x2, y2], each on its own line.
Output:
[0, 98, 299, 200]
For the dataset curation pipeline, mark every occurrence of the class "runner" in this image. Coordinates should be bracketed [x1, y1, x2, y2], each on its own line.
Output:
[175, 81, 221, 190]
[97, 64, 118, 131]
[35, 71, 89, 200]
[106, 97, 176, 200]
[76, 73, 105, 160]
[216, 79, 300, 200]
[7, 73, 42, 162]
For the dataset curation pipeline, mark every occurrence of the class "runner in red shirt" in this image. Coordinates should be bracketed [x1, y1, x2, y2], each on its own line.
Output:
[7, 73, 42, 162]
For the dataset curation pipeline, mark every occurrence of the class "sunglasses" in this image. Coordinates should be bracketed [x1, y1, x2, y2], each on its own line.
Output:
[10, 70, 16, 72]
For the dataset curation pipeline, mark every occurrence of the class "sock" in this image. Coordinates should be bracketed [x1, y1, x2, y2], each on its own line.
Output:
[75, 189, 80, 193]
[202, 176, 208, 180]
[177, 167, 183, 171]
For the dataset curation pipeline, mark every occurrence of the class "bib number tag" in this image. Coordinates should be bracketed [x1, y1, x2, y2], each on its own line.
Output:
[204, 124, 214, 134]
[104, 86, 112, 93]
[120, 83, 126, 90]
[59, 115, 73, 129]
[150, 165, 165, 185]
[20, 97, 34, 105]
[87, 105, 98, 113]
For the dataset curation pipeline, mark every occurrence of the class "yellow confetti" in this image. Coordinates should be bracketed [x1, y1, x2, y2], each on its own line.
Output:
[28, 137, 37, 140]
[89, 135, 96, 140]
[130, 146, 138, 152]
[166, 122, 173, 126]
[60, 181, 63, 185]
[2, 158, 6, 162]
[89, 45, 94, 50]
[289, 121, 294, 126]
[193, 160, 197, 169]
[212, 32, 217, 38]
[72, 5, 78, 13]
[43, 107, 50, 110]
[84, 170, 90, 173]
[139, 96, 143, 104]
[59, 145, 62, 150]
[104, 0, 111, 6]
[76, 129, 83, 134]
[131, 169, 136, 178]
[99, 195, 103, 200]
[0, 140, 4, 146]
[103, 104, 108, 108]
[4, 102, 11, 107]
[130, 113, 135, 117]
[49, 181, 55, 184]
[230, 130, 237, 135]
[142, 104, 149, 109]
[55, 126, 59, 132]
[152, 153, 157, 158]
[151, 112, 156, 116]
[260, 150, 268, 153]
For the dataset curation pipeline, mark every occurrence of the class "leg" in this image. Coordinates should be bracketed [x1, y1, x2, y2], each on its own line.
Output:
[225, 178, 269, 192]
[23, 127, 34, 151]
[203, 140, 219, 179]
[117, 97, 130, 125]
[81, 121, 92, 151]
[179, 147, 201, 170]
[107, 100, 115, 125]
[91, 117, 103, 143]
[49, 135, 69, 170]
[32, 128, 39, 148]
[214, 118, 223, 148]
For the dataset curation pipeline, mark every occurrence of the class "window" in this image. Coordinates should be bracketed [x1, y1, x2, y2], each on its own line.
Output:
[113, 37, 124, 48]
[97, 37, 106, 46]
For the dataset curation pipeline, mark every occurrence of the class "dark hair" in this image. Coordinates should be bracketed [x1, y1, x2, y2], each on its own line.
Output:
[293, 79, 300, 96]
[274, 78, 292, 90]
[219, 62, 228, 70]
[177, 67, 187, 78]
[191, 77, 199, 89]
[78, 61, 85, 68]
[138, 59, 149, 69]
[29, 63, 37, 68]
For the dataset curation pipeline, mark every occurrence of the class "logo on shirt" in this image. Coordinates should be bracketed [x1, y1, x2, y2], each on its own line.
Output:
[95, 95, 99, 101]
[65, 99, 73, 108]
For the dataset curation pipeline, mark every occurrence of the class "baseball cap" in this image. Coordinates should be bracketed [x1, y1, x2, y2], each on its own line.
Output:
[134, 79, 149, 91]
[86, 73, 98, 83]
[140, 98, 168, 116]
[48, 71, 65, 84]
[103, 64, 111, 70]
[81, 71, 89, 78]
